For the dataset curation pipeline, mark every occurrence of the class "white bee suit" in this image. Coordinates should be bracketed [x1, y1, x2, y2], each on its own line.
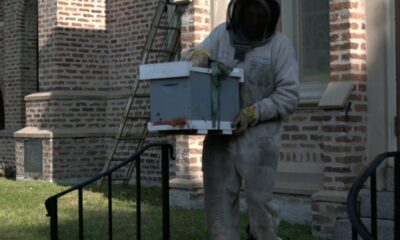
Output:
[198, 22, 299, 240]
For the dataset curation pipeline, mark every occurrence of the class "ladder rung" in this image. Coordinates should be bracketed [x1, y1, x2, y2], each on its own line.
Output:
[136, 94, 150, 98]
[119, 136, 143, 141]
[104, 177, 131, 181]
[113, 177, 131, 181]
[158, 25, 180, 31]
[125, 116, 150, 121]
[168, 0, 192, 5]
[150, 48, 175, 54]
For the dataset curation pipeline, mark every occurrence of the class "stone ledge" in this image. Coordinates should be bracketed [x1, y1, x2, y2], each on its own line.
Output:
[311, 190, 349, 203]
[0, 129, 19, 137]
[24, 89, 148, 101]
[274, 182, 322, 196]
[170, 178, 321, 196]
[14, 127, 116, 138]
[13, 127, 160, 139]
[170, 178, 204, 189]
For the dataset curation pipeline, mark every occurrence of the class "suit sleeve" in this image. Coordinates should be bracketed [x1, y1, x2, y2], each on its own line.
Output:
[194, 24, 226, 58]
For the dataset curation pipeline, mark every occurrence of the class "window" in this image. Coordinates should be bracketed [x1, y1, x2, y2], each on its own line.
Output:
[211, 0, 230, 29]
[210, 0, 331, 103]
[280, 0, 330, 103]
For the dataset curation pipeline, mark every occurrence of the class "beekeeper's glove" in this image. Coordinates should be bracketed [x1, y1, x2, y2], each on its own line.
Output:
[181, 49, 211, 68]
[232, 106, 258, 135]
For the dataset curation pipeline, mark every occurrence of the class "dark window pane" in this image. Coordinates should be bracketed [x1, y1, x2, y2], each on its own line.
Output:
[299, 0, 330, 82]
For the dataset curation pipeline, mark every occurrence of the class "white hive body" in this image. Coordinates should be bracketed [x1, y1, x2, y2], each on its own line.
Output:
[139, 61, 244, 135]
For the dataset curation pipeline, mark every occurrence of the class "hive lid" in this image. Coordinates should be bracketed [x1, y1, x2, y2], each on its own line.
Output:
[139, 61, 244, 82]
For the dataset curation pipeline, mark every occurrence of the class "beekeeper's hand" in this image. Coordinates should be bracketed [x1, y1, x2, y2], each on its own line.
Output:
[181, 49, 211, 68]
[232, 106, 258, 135]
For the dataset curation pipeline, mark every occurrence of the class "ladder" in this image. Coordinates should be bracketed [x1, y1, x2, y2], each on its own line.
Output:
[97, 0, 191, 188]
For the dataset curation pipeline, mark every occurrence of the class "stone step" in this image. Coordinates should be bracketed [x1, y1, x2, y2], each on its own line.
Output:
[335, 218, 394, 240]
[387, 166, 394, 192]
[359, 190, 394, 220]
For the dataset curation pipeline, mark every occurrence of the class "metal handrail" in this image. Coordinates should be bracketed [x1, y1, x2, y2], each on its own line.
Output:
[347, 151, 400, 240]
[45, 144, 175, 240]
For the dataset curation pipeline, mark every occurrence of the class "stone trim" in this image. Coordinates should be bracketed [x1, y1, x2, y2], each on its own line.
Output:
[311, 190, 349, 203]
[24, 90, 138, 102]
[169, 178, 203, 189]
[14, 127, 116, 138]
[14, 126, 159, 139]
[275, 182, 322, 196]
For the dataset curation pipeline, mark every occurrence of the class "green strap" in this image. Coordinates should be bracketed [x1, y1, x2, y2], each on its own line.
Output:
[210, 61, 233, 129]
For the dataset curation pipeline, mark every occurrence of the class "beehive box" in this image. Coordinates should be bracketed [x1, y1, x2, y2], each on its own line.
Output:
[139, 61, 244, 135]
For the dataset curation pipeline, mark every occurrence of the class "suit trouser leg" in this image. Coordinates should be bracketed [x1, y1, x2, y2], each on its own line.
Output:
[202, 137, 241, 240]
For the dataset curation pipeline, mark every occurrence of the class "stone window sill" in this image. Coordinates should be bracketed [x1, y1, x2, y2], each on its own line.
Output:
[299, 80, 329, 106]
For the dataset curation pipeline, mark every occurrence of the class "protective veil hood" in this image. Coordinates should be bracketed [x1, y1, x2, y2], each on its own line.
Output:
[226, 0, 281, 60]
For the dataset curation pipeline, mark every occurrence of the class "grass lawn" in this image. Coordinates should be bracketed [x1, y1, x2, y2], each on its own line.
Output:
[0, 177, 317, 240]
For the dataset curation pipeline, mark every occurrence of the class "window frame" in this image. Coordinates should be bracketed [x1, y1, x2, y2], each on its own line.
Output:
[280, 0, 330, 104]
[209, 0, 330, 104]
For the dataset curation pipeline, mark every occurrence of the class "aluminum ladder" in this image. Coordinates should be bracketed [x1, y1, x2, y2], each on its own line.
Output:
[97, 0, 191, 189]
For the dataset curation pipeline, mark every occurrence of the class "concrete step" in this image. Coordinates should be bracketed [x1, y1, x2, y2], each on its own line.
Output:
[335, 218, 394, 240]
[360, 190, 394, 220]
[387, 166, 394, 192]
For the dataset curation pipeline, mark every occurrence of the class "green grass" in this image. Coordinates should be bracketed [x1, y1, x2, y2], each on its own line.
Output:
[0, 178, 317, 239]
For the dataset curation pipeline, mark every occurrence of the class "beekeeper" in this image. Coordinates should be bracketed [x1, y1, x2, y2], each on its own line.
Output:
[184, 0, 299, 239]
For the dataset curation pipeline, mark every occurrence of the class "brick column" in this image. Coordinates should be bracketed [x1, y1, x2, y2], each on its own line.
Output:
[170, 0, 211, 208]
[311, 0, 368, 238]
[16, 0, 110, 181]
[0, 0, 38, 175]
[323, 0, 367, 190]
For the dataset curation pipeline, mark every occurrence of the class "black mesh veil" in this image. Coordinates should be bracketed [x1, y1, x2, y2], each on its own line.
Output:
[226, 0, 280, 41]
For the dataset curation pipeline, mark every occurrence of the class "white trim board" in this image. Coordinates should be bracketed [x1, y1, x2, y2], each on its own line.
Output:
[148, 120, 234, 135]
[139, 61, 244, 82]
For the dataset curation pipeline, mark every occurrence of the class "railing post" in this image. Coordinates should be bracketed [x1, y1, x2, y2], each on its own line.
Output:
[161, 145, 170, 240]
[352, 226, 358, 240]
[78, 188, 84, 240]
[46, 198, 58, 240]
[395, 155, 400, 240]
[370, 170, 377, 239]
[108, 174, 113, 240]
[136, 157, 141, 240]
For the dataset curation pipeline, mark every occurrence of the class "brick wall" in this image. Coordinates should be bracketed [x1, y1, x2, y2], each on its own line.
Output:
[311, 0, 368, 238]
[39, 0, 108, 91]
[0, 135, 15, 175]
[175, 135, 204, 181]
[181, 0, 211, 50]
[0, 1, 6, 174]
[17, 0, 176, 184]
[324, 0, 367, 191]
[26, 99, 107, 129]
[281, 111, 324, 163]
[175, 0, 211, 182]
[106, 0, 174, 185]
[3, 0, 29, 128]
[57, 0, 106, 30]
[0, 0, 38, 173]
[0, 0, 3, 89]
[22, 0, 38, 95]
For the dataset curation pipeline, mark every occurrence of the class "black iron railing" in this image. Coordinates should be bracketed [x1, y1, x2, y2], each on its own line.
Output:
[45, 144, 174, 240]
[347, 152, 400, 240]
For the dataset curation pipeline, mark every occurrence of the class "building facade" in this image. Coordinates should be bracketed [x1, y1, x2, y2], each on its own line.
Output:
[0, 0, 398, 239]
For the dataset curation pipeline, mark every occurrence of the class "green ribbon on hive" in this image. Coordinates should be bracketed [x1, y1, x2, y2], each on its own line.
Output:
[210, 60, 233, 129]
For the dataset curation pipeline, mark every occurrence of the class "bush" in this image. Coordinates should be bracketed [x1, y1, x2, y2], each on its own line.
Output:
[4, 166, 16, 180]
